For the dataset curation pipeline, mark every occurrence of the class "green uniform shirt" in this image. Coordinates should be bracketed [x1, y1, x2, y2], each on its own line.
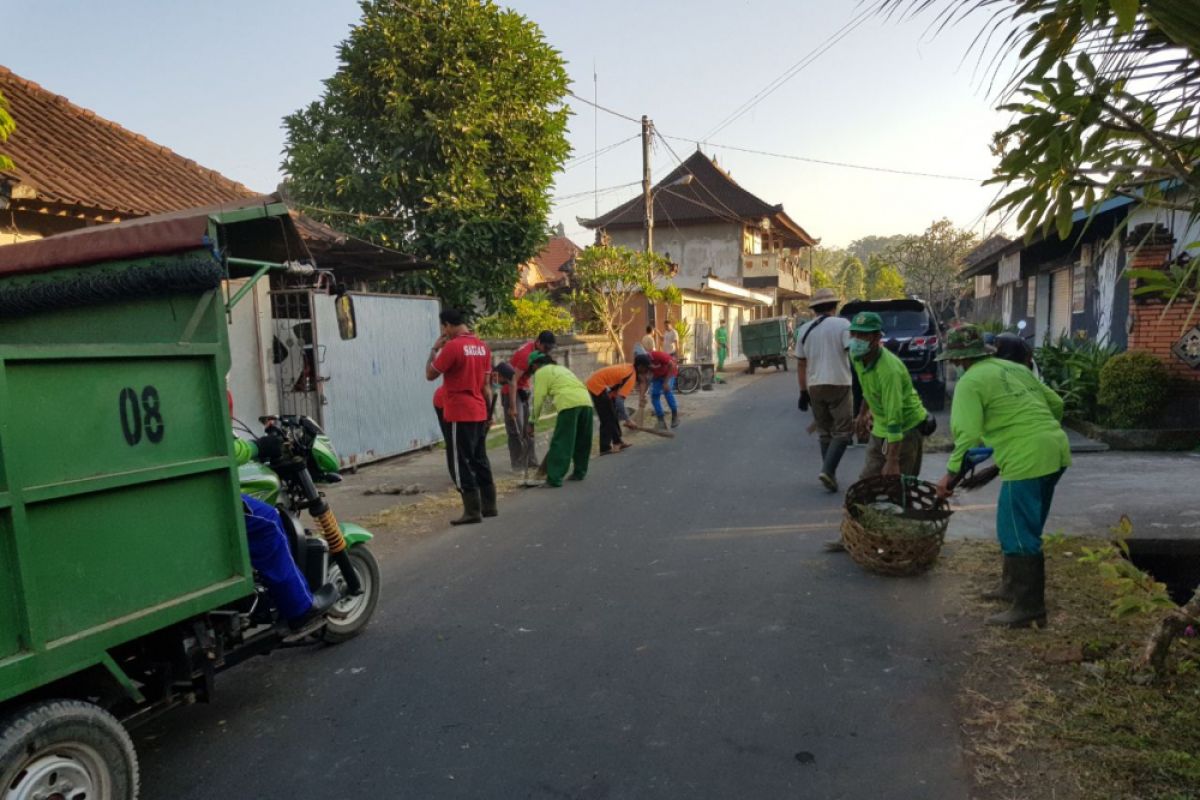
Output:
[948, 357, 1071, 480]
[531, 364, 592, 425]
[715, 326, 728, 346]
[852, 347, 927, 443]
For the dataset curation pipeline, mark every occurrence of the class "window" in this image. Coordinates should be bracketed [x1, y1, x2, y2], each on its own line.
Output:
[974, 274, 993, 298]
[1072, 263, 1087, 314]
[1026, 275, 1037, 317]
[744, 228, 763, 255]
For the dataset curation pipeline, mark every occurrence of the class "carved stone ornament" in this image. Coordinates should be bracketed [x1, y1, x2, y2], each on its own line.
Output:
[1172, 326, 1200, 369]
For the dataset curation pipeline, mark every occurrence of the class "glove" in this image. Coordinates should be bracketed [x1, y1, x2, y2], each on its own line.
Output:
[798, 390, 810, 412]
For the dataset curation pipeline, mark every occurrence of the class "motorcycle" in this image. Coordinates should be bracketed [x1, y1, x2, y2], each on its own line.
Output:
[237, 414, 380, 642]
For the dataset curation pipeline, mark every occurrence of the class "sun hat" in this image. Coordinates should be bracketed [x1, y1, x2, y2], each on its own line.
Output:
[847, 311, 884, 334]
[936, 324, 996, 361]
[808, 287, 840, 308]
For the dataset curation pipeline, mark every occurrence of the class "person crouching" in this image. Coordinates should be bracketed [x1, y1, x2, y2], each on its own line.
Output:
[526, 351, 594, 487]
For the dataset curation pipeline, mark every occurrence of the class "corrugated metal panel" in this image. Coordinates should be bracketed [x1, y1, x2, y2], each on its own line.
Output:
[315, 293, 442, 466]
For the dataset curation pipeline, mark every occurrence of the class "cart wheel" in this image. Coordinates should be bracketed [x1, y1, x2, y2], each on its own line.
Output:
[783, 359, 789, 372]
[748, 361, 756, 375]
[676, 366, 701, 394]
[321, 544, 381, 643]
[0, 699, 139, 800]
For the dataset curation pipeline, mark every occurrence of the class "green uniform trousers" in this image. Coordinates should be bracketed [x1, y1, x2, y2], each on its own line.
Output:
[546, 406, 594, 487]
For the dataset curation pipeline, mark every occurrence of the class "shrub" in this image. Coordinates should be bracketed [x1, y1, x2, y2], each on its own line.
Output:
[1098, 351, 1170, 429]
[1035, 334, 1120, 422]
[474, 295, 574, 340]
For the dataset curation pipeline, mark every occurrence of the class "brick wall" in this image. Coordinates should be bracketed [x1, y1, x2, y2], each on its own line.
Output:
[1125, 227, 1200, 425]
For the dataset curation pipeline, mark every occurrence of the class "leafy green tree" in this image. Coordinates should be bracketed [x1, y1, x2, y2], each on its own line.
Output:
[888, 219, 979, 319]
[0, 90, 14, 172]
[837, 256, 866, 301]
[874, 1, 1199, 240]
[281, 0, 571, 313]
[848, 234, 906, 264]
[474, 293, 574, 339]
[569, 245, 680, 361]
[865, 254, 906, 299]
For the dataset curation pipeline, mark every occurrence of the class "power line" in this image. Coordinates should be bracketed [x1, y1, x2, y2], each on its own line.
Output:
[656, 132, 748, 224]
[566, 90, 641, 124]
[659, 133, 986, 182]
[554, 181, 640, 203]
[702, 8, 874, 141]
[562, 134, 639, 170]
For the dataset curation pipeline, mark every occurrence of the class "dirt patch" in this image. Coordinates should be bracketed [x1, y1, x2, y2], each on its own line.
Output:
[942, 537, 1200, 799]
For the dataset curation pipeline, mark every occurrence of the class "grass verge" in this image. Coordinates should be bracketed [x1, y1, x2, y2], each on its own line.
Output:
[943, 537, 1200, 799]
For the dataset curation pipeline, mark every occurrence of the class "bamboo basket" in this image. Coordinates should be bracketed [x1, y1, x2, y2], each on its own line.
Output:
[840, 475, 949, 577]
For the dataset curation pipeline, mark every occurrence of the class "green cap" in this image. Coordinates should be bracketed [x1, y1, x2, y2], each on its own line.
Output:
[936, 323, 995, 361]
[848, 311, 883, 333]
[527, 350, 550, 368]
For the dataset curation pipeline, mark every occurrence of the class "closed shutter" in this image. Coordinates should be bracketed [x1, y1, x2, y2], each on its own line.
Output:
[1050, 268, 1071, 341]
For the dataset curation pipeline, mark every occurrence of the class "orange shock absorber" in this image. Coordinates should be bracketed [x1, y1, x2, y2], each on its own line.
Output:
[314, 507, 347, 554]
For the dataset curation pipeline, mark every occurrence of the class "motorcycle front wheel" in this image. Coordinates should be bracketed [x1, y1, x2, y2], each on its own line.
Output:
[321, 544, 380, 643]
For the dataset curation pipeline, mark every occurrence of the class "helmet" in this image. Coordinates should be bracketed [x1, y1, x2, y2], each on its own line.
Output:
[993, 332, 1032, 365]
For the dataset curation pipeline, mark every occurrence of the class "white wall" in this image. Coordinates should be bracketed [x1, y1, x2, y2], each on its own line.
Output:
[226, 279, 276, 424]
[608, 222, 743, 282]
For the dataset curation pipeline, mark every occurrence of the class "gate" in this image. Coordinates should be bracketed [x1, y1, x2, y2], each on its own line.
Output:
[269, 288, 325, 424]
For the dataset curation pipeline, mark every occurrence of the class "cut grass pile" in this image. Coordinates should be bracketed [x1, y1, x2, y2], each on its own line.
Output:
[943, 536, 1200, 800]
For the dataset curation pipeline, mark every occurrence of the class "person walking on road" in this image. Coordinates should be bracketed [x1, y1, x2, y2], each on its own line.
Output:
[849, 311, 929, 480]
[637, 325, 657, 357]
[647, 349, 679, 430]
[586, 356, 650, 455]
[935, 324, 1071, 628]
[527, 351, 594, 487]
[715, 318, 729, 373]
[662, 319, 679, 359]
[426, 309, 496, 525]
[506, 331, 555, 470]
[795, 287, 854, 492]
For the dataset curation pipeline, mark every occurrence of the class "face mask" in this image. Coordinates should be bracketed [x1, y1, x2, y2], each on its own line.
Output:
[848, 339, 871, 359]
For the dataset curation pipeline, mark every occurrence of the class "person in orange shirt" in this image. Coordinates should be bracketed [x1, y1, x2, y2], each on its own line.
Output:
[586, 355, 651, 455]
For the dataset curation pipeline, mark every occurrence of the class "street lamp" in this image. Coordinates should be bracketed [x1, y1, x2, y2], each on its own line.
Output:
[644, 173, 694, 254]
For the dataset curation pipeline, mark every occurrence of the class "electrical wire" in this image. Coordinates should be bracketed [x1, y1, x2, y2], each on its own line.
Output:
[659, 133, 987, 183]
[702, 7, 874, 141]
[562, 134, 640, 170]
[566, 90, 641, 124]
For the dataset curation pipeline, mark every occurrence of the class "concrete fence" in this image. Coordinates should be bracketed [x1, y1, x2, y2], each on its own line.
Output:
[486, 334, 621, 381]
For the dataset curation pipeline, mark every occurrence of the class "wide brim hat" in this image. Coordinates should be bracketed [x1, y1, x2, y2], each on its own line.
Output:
[808, 287, 840, 308]
[935, 324, 996, 361]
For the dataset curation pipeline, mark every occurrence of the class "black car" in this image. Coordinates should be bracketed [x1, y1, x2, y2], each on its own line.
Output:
[840, 297, 946, 412]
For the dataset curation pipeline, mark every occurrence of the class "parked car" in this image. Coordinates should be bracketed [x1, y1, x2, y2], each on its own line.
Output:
[840, 297, 947, 412]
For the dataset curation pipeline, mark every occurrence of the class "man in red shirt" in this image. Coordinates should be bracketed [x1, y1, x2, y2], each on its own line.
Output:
[426, 308, 495, 525]
[505, 331, 556, 470]
[648, 349, 679, 430]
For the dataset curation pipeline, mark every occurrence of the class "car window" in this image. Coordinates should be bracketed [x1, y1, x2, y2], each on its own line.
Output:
[875, 310, 930, 335]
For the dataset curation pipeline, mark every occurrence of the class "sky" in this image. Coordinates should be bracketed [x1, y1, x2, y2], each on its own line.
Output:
[3, 0, 1014, 249]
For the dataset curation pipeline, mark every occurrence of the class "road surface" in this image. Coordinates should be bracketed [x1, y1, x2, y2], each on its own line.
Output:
[137, 372, 971, 799]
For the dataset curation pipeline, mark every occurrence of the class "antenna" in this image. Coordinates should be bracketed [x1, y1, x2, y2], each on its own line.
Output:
[593, 62, 598, 219]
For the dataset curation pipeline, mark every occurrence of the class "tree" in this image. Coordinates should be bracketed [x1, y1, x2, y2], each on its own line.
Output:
[569, 245, 680, 361]
[0, 90, 14, 172]
[848, 234, 907, 264]
[474, 292, 574, 339]
[837, 256, 866, 301]
[281, 0, 571, 313]
[865, 254, 907, 299]
[809, 245, 846, 295]
[875, 1, 1199, 240]
[888, 219, 979, 319]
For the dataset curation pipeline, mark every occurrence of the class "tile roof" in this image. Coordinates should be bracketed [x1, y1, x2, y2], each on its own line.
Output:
[0, 65, 257, 217]
[580, 149, 815, 246]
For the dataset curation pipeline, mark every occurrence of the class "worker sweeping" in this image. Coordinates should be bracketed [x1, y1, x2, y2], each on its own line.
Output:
[586, 355, 650, 455]
[647, 349, 680, 430]
[526, 351, 594, 487]
[935, 324, 1071, 628]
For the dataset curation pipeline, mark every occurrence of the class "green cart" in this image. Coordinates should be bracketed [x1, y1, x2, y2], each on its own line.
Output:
[739, 316, 791, 374]
[0, 199, 378, 798]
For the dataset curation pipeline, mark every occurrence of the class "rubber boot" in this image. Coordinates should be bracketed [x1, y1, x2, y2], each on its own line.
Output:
[819, 437, 849, 493]
[655, 415, 668, 431]
[288, 582, 341, 630]
[986, 555, 1046, 628]
[480, 484, 498, 518]
[450, 490, 483, 526]
[670, 410, 679, 429]
[981, 557, 1014, 602]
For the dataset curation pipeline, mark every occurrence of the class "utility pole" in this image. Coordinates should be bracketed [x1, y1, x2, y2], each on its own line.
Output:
[642, 115, 653, 254]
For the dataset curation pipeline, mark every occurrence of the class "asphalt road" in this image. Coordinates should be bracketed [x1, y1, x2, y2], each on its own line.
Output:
[136, 373, 971, 799]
